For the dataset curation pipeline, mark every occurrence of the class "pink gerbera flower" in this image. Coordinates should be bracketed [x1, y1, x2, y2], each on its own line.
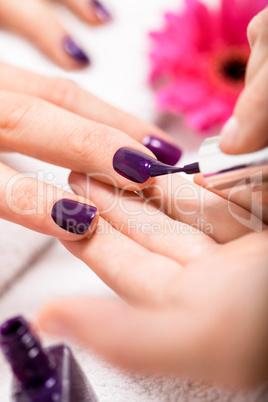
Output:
[149, 0, 267, 132]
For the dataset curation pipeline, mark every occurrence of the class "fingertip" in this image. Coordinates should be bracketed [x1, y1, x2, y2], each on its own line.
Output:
[38, 297, 96, 337]
[50, 198, 99, 240]
[194, 173, 207, 187]
[90, 0, 113, 24]
[68, 172, 89, 198]
[247, 14, 261, 48]
[66, 0, 113, 26]
[38, 302, 71, 337]
[69, 171, 84, 185]
[219, 116, 239, 154]
[61, 36, 91, 69]
[81, 208, 99, 240]
[112, 147, 158, 187]
[136, 176, 156, 190]
[142, 135, 183, 166]
[38, 298, 127, 342]
[247, 8, 268, 49]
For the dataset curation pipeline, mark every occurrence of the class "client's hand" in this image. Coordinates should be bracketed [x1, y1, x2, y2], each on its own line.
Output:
[0, 0, 112, 69]
[39, 172, 268, 387]
[0, 62, 179, 239]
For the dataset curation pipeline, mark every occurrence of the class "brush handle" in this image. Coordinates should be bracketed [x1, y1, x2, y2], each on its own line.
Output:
[199, 136, 268, 189]
[149, 162, 182, 177]
[182, 162, 200, 174]
[150, 161, 199, 177]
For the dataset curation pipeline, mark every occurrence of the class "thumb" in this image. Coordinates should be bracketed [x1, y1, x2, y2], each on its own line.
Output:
[219, 59, 268, 155]
[38, 297, 205, 375]
[219, 9, 268, 155]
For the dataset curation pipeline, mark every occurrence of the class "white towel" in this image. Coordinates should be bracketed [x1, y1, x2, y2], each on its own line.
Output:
[0, 220, 53, 296]
[1, 241, 267, 402]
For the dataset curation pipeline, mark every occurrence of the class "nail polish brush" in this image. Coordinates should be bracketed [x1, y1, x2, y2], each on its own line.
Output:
[113, 136, 268, 189]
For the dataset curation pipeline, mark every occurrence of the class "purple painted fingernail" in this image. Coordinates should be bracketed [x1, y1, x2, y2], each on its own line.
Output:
[91, 0, 112, 22]
[62, 36, 90, 65]
[51, 199, 97, 235]
[142, 136, 182, 166]
[113, 148, 157, 183]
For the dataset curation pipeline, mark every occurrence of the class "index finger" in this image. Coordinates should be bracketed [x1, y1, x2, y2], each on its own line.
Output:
[0, 63, 183, 167]
[0, 90, 155, 191]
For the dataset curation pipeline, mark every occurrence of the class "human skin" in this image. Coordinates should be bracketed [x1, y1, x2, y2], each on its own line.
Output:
[39, 171, 268, 388]
[39, 9, 268, 387]
[0, 0, 112, 69]
[197, 7, 268, 213]
[219, 7, 268, 154]
[0, 62, 180, 239]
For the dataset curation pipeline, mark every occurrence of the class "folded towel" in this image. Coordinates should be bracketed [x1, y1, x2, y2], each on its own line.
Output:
[0, 220, 53, 296]
[0, 152, 69, 295]
[1, 239, 267, 402]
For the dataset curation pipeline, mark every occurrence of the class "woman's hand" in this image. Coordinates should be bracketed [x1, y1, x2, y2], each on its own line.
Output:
[35, 8, 268, 387]
[39, 172, 268, 387]
[0, 62, 181, 239]
[0, 0, 112, 69]
[219, 7, 268, 154]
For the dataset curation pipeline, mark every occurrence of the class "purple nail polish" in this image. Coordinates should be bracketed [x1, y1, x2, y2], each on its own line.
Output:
[62, 36, 90, 64]
[113, 148, 157, 183]
[0, 316, 98, 402]
[113, 148, 199, 183]
[51, 199, 97, 235]
[91, 0, 112, 22]
[142, 136, 182, 166]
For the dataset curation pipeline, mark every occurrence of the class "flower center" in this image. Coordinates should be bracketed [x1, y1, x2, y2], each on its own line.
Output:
[221, 56, 247, 82]
[208, 45, 250, 97]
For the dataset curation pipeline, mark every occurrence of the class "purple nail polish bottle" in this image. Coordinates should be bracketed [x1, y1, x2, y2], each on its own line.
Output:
[0, 316, 98, 402]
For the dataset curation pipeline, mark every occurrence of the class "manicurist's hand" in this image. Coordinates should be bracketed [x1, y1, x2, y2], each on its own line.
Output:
[197, 7, 268, 213]
[0, 0, 112, 69]
[219, 7, 268, 154]
[0, 62, 181, 239]
[39, 171, 268, 387]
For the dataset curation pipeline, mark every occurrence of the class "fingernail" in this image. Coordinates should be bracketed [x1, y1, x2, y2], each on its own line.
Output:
[142, 136, 182, 166]
[91, 0, 112, 22]
[219, 116, 238, 150]
[62, 36, 90, 65]
[113, 148, 157, 183]
[51, 199, 97, 235]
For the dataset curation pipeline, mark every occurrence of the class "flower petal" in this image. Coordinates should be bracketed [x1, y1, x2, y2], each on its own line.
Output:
[148, 0, 265, 133]
[221, 0, 267, 45]
[185, 0, 219, 51]
[185, 96, 235, 131]
[156, 77, 212, 112]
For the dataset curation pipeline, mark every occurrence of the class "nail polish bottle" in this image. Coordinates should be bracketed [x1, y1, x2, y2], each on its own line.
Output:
[0, 316, 98, 402]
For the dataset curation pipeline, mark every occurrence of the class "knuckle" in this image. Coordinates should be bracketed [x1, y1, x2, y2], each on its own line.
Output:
[66, 124, 111, 164]
[259, 7, 268, 27]
[247, 15, 258, 42]
[6, 177, 43, 216]
[247, 8, 268, 44]
[259, 10, 268, 42]
[44, 77, 79, 107]
[0, 92, 34, 134]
